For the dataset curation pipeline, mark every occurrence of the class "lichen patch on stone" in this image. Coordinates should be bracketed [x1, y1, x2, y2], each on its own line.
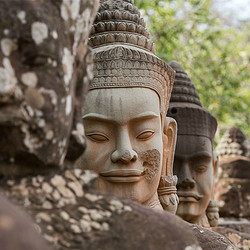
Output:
[1, 38, 17, 56]
[21, 123, 43, 151]
[65, 95, 72, 115]
[21, 72, 38, 87]
[62, 48, 74, 85]
[39, 87, 57, 107]
[85, 193, 102, 202]
[80, 170, 98, 185]
[51, 30, 58, 39]
[31, 22, 48, 45]
[17, 10, 26, 24]
[76, 122, 85, 136]
[185, 245, 202, 250]
[0, 58, 17, 95]
[3, 29, 10, 36]
[60, 0, 80, 21]
[73, 9, 91, 55]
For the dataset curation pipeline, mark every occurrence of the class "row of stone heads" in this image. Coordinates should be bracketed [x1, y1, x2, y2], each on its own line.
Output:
[0, 0, 249, 225]
[0, 0, 249, 249]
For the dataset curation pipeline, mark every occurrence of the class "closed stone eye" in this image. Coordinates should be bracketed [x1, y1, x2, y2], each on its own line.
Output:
[194, 165, 208, 173]
[136, 130, 154, 140]
[87, 133, 109, 142]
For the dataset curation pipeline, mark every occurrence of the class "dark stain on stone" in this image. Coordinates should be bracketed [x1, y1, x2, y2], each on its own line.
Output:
[139, 149, 161, 182]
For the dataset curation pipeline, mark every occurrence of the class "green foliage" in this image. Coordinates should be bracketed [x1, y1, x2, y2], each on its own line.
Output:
[135, 0, 250, 140]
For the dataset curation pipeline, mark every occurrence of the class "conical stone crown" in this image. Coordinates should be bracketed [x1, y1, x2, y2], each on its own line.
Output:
[167, 61, 217, 142]
[88, 0, 175, 113]
[217, 127, 250, 157]
[169, 61, 202, 107]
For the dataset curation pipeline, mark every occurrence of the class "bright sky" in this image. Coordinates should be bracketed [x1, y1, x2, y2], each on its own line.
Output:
[214, 0, 250, 21]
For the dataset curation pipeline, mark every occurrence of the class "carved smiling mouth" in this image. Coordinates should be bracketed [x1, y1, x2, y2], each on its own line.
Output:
[177, 191, 203, 202]
[99, 169, 145, 183]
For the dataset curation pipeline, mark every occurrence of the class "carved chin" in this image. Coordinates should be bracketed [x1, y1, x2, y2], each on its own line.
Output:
[139, 149, 161, 182]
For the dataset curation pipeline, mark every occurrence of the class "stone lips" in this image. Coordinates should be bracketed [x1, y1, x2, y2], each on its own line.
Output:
[169, 61, 202, 107]
[168, 106, 217, 142]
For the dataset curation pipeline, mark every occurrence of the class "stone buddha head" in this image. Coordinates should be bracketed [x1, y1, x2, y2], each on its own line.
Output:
[78, 0, 178, 212]
[0, 0, 98, 174]
[215, 126, 250, 219]
[167, 61, 218, 227]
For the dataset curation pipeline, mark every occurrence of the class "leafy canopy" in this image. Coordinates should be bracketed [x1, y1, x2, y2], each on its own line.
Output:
[135, 0, 250, 140]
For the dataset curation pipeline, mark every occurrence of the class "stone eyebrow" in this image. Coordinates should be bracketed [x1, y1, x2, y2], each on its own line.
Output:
[82, 113, 116, 123]
[189, 152, 212, 160]
[175, 151, 212, 160]
[129, 111, 159, 122]
[82, 111, 159, 124]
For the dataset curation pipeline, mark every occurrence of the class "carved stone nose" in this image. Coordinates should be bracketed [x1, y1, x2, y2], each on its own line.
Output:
[177, 177, 195, 190]
[111, 149, 138, 163]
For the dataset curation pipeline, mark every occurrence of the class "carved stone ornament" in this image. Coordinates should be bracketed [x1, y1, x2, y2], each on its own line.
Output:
[78, 0, 178, 212]
[167, 61, 219, 227]
[89, 0, 175, 112]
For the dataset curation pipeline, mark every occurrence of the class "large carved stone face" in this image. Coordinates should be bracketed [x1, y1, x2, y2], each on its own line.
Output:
[173, 135, 214, 223]
[80, 87, 163, 206]
[0, 1, 94, 171]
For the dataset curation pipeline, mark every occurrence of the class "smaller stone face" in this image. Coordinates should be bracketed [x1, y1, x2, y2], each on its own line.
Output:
[214, 157, 250, 219]
[167, 61, 218, 227]
[215, 127, 250, 219]
[174, 135, 215, 226]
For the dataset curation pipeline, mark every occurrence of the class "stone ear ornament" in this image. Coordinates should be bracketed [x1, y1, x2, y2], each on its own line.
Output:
[206, 199, 219, 227]
[158, 175, 179, 214]
[158, 117, 179, 214]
